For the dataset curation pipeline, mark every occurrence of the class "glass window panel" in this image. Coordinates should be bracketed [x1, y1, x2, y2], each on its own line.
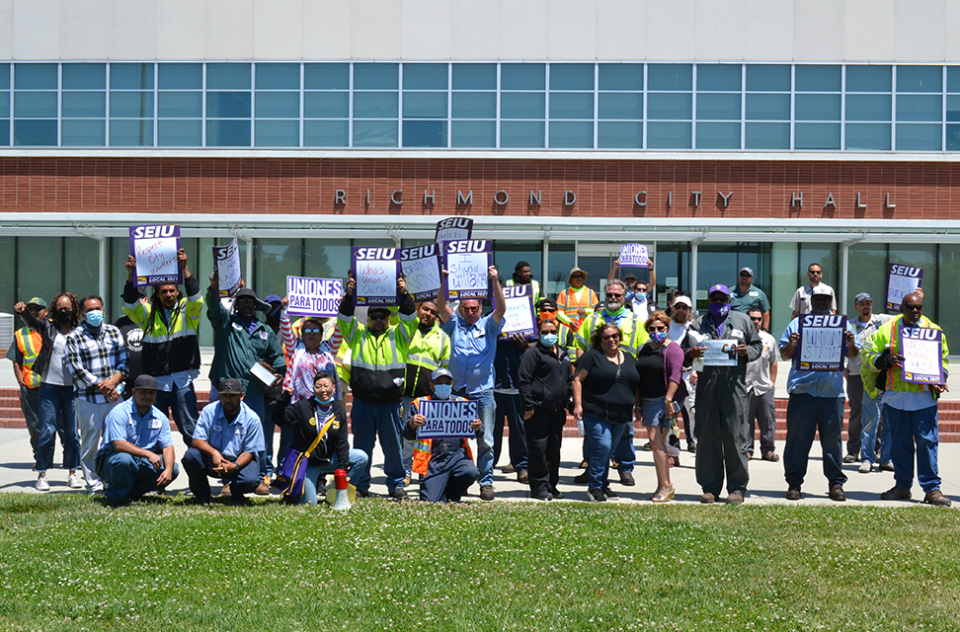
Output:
[493, 242, 543, 286]
[15, 64, 57, 89]
[0, 120, 8, 145]
[206, 119, 251, 146]
[549, 121, 593, 148]
[846, 94, 891, 121]
[402, 120, 447, 147]
[0, 65, 8, 90]
[110, 119, 153, 146]
[647, 64, 691, 91]
[598, 64, 642, 91]
[846, 65, 892, 92]
[61, 64, 105, 89]
[549, 92, 593, 119]
[452, 64, 496, 90]
[0, 93, 7, 118]
[696, 122, 740, 149]
[597, 121, 642, 149]
[14, 120, 57, 145]
[207, 63, 251, 90]
[255, 239, 303, 298]
[206, 91, 251, 118]
[451, 120, 496, 147]
[452, 92, 496, 119]
[647, 93, 691, 119]
[402, 92, 447, 118]
[158, 63, 202, 89]
[501, 64, 545, 91]
[255, 91, 299, 118]
[500, 121, 544, 148]
[896, 124, 942, 151]
[110, 92, 153, 118]
[157, 119, 202, 146]
[403, 63, 447, 90]
[14, 91, 57, 117]
[897, 94, 941, 122]
[938, 244, 960, 343]
[646, 122, 692, 149]
[61, 119, 105, 146]
[795, 65, 841, 92]
[948, 95, 960, 122]
[17, 237, 62, 303]
[304, 92, 349, 118]
[550, 64, 593, 91]
[845, 123, 891, 150]
[500, 92, 545, 119]
[158, 91, 202, 118]
[795, 93, 841, 121]
[255, 120, 299, 147]
[794, 123, 840, 149]
[255, 63, 300, 90]
[598, 93, 642, 119]
[848, 243, 888, 314]
[696, 93, 741, 120]
[746, 93, 790, 120]
[948, 124, 960, 150]
[304, 239, 351, 280]
[352, 120, 398, 147]
[745, 122, 790, 149]
[746, 64, 791, 92]
[353, 63, 398, 90]
[949, 67, 960, 93]
[303, 63, 349, 90]
[303, 120, 349, 147]
[61, 91, 105, 118]
[897, 65, 942, 93]
[0, 236, 12, 311]
[353, 91, 398, 118]
[110, 63, 154, 90]
[64, 237, 100, 305]
[697, 64, 741, 91]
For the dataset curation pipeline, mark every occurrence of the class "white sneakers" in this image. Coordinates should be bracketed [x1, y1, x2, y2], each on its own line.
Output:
[67, 474, 84, 489]
[88, 481, 104, 495]
[35, 475, 50, 492]
[36, 473, 86, 491]
[859, 460, 873, 474]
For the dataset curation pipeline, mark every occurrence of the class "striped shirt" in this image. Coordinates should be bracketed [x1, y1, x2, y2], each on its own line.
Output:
[65, 323, 129, 403]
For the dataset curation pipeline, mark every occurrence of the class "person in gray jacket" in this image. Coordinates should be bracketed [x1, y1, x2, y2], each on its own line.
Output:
[686, 284, 764, 505]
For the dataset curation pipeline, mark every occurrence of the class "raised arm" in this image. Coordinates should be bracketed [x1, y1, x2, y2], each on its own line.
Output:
[490, 265, 506, 324]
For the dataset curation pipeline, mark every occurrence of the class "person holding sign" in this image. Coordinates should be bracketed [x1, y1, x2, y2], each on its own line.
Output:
[404, 368, 481, 503]
[861, 292, 952, 507]
[607, 257, 657, 317]
[779, 288, 860, 502]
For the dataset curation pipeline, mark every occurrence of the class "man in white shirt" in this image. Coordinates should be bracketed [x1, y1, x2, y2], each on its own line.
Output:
[745, 308, 779, 461]
[790, 263, 837, 319]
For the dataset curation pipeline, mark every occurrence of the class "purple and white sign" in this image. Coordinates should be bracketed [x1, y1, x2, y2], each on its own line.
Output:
[619, 243, 650, 268]
[901, 326, 944, 385]
[416, 399, 479, 440]
[445, 240, 492, 301]
[286, 276, 343, 317]
[129, 224, 182, 287]
[797, 313, 847, 371]
[886, 264, 924, 311]
[400, 243, 443, 301]
[500, 284, 537, 339]
[435, 217, 473, 250]
[352, 247, 400, 306]
[213, 236, 242, 297]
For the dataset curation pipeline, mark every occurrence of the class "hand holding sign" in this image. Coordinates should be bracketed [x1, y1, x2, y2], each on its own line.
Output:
[352, 247, 400, 306]
[445, 240, 493, 300]
[619, 244, 650, 268]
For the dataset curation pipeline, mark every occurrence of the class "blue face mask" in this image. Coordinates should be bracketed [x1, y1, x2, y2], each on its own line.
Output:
[649, 330, 668, 344]
[540, 333, 559, 347]
[708, 303, 731, 320]
[314, 395, 334, 406]
[433, 384, 452, 400]
[85, 310, 104, 327]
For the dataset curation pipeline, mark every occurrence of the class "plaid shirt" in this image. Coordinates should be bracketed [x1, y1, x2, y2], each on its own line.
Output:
[65, 323, 129, 403]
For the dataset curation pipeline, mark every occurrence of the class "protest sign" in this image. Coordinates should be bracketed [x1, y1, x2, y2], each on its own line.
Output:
[400, 243, 442, 301]
[797, 314, 847, 371]
[129, 224, 182, 287]
[619, 243, 650, 268]
[445, 240, 492, 300]
[352, 247, 400, 306]
[416, 399, 479, 440]
[702, 339, 738, 367]
[500, 284, 537, 339]
[886, 264, 923, 311]
[286, 276, 343, 317]
[435, 217, 473, 250]
[901, 326, 944, 384]
[213, 236, 242, 297]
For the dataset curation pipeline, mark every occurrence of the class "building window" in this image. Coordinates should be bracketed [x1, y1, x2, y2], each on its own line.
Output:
[205, 63, 251, 147]
[896, 65, 942, 151]
[304, 63, 349, 148]
[402, 63, 447, 148]
[255, 63, 300, 147]
[745, 64, 790, 150]
[451, 63, 496, 148]
[646, 64, 692, 149]
[158, 63, 202, 146]
[845, 65, 891, 151]
[549, 63, 594, 149]
[500, 63, 545, 149]
[695, 64, 742, 150]
[352, 63, 398, 148]
[794, 65, 841, 150]
[60, 63, 106, 147]
[14, 63, 58, 146]
[598, 64, 643, 149]
[0, 64, 10, 146]
[110, 63, 154, 146]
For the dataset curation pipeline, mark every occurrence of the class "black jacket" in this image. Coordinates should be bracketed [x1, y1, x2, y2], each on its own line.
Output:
[279, 399, 351, 469]
[517, 342, 573, 413]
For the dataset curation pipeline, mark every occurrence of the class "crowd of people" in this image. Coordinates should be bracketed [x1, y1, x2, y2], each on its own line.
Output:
[7, 252, 952, 507]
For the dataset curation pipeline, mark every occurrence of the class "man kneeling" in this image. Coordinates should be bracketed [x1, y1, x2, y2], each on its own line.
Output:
[405, 369, 481, 503]
[96, 375, 179, 507]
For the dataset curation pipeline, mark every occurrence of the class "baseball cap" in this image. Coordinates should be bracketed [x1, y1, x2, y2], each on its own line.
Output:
[26, 297, 47, 308]
[264, 294, 282, 304]
[739, 267, 754, 277]
[218, 378, 244, 395]
[811, 285, 832, 296]
[431, 368, 453, 381]
[708, 283, 730, 297]
[133, 374, 158, 390]
[854, 292, 872, 304]
[672, 295, 692, 308]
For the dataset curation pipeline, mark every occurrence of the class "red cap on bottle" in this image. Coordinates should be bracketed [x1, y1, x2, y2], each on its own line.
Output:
[334, 468, 348, 490]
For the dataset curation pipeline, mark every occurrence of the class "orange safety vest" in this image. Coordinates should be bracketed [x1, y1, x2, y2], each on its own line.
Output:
[15, 327, 43, 389]
[410, 395, 475, 476]
[557, 286, 598, 331]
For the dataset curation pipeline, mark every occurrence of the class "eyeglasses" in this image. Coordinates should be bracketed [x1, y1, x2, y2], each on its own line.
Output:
[368, 313, 389, 321]
[903, 304, 923, 312]
[461, 306, 480, 314]
[606, 293, 623, 299]
[602, 333, 620, 341]
[302, 328, 322, 334]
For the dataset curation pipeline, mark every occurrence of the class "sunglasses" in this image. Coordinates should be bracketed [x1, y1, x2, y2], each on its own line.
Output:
[647, 326, 667, 332]
[27, 306, 44, 312]
[749, 317, 762, 322]
[739, 272, 752, 278]
[302, 327, 322, 334]
[903, 304, 923, 311]
[461, 306, 480, 314]
[602, 333, 620, 341]
[368, 313, 389, 321]
[809, 270, 822, 275]
[606, 293, 623, 299]
[673, 304, 689, 310]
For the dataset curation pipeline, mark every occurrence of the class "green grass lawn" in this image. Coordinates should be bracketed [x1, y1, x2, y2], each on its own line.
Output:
[1, 494, 958, 632]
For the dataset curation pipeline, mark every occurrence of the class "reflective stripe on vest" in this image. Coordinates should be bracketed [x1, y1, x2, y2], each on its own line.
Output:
[15, 328, 43, 388]
[354, 327, 405, 371]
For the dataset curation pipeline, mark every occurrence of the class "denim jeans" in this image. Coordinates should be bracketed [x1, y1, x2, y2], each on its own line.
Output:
[350, 398, 406, 494]
[614, 423, 636, 474]
[35, 383, 80, 473]
[300, 450, 370, 505]
[783, 393, 847, 489]
[859, 389, 889, 464]
[885, 404, 942, 493]
[459, 389, 496, 487]
[20, 385, 41, 459]
[583, 415, 628, 491]
[181, 447, 260, 500]
[100, 451, 180, 502]
[154, 382, 200, 448]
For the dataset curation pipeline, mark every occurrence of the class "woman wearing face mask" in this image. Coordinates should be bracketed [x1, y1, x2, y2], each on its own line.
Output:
[277, 371, 368, 505]
[517, 317, 573, 501]
[635, 311, 687, 502]
[14, 293, 84, 491]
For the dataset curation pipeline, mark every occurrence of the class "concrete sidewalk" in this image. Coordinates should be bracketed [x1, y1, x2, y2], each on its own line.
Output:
[2, 427, 957, 507]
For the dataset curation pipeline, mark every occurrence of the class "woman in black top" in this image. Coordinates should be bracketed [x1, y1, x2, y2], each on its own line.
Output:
[517, 317, 573, 501]
[572, 322, 640, 502]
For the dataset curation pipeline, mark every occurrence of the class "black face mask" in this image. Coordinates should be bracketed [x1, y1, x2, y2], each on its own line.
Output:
[56, 309, 74, 322]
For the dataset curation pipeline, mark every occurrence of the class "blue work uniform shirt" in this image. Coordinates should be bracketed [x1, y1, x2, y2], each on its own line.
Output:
[194, 400, 266, 457]
[101, 398, 174, 451]
[441, 313, 504, 395]
[779, 317, 859, 398]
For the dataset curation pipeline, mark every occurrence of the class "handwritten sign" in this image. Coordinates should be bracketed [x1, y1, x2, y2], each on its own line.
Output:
[901, 326, 944, 384]
[619, 243, 649, 268]
[400, 243, 442, 301]
[797, 314, 847, 371]
[435, 217, 473, 250]
[352, 247, 399, 306]
[445, 240, 492, 301]
[129, 225, 182, 287]
[213, 236, 242, 298]
[416, 399, 479, 440]
[500, 284, 537, 339]
[286, 276, 342, 318]
[886, 264, 923, 311]
[702, 339, 738, 367]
